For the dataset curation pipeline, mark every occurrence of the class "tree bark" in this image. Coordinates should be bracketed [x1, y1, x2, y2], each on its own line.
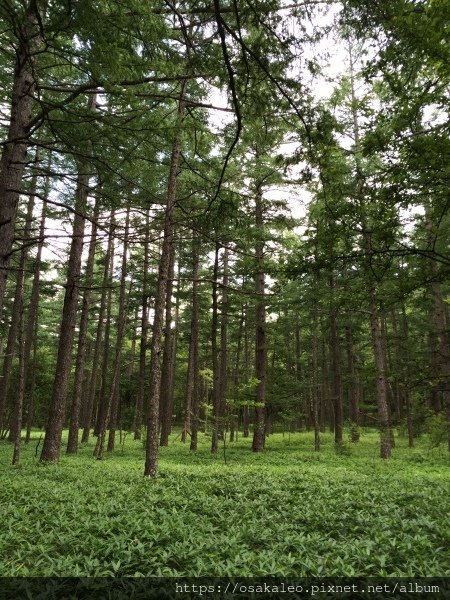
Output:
[81, 211, 115, 443]
[159, 236, 176, 446]
[329, 274, 343, 447]
[103, 204, 131, 455]
[211, 243, 221, 453]
[23, 173, 48, 438]
[188, 238, 200, 451]
[0, 1, 41, 317]
[11, 283, 25, 465]
[345, 322, 360, 442]
[66, 195, 99, 454]
[252, 187, 266, 452]
[219, 246, 229, 437]
[134, 209, 150, 440]
[40, 162, 90, 462]
[144, 93, 184, 478]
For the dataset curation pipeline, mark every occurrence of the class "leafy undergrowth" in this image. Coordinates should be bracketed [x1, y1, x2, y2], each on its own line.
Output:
[0, 430, 449, 577]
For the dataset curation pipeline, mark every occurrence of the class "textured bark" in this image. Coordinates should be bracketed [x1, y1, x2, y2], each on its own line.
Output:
[211, 244, 220, 453]
[345, 323, 360, 442]
[103, 205, 131, 455]
[312, 308, 321, 452]
[25, 317, 38, 444]
[4, 272, 26, 443]
[219, 246, 229, 436]
[127, 305, 139, 380]
[159, 238, 176, 446]
[94, 243, 114, 437]
[0, 156, 38, 436]
[40, 164, 90, 462]
[144, 94, 184, 478]
[329, 275, 343, 446]
[242, 303, 250, 438]
[81, 211, 114, 443]
[23, 177, 48, 438]
[188, 239, 200, 451]
[368, 283, 392, 458]
[0, 1, 41, 317]
[66, 196, 99, 454]
[230, 304, 245, 442]
[398, 306, 414, 448]
[252, 187, 266, 452]
[11, 285, 25, 465]
[134, 209, 150, 440]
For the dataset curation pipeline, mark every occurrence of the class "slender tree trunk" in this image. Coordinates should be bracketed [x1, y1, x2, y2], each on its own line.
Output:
[252, 187, 266, 452]
[0, 186, 36, 436]
[102, 205, 131, 455]
[134, 209, 150, 440]
[329, 274, 343, 447]
[366, 263, 392, 459]
[40, 162, 90, 462]
[230, 304, 245, 442]
[11, 285, 25, 465]
[81, 211, 115, 443]
[211, 243, 221, 453]
[159, 237, 176, 446]
[399, 305, 414, 447]
[25, 317, 38, 444]
[312, 306, 321, 452]
[0, 1, 41, 317]
[243, 303, 250, 438]
[188, 238, 200, 451]
[144, 93, 184, 478]
[345, 322, 360, 442]
[127, 305, 139, 381]
[93, 242, 114, 437]
[219, 246, 229, 438]
[66, 195, 99, 454]
[349, 42, 392, 458]
[22, 177, 48, 435]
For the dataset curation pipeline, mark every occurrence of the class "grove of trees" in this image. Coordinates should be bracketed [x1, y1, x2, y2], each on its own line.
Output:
[0, 0, 448, 476]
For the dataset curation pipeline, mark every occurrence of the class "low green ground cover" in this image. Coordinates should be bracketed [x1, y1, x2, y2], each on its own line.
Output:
[0, 430, 449, 577]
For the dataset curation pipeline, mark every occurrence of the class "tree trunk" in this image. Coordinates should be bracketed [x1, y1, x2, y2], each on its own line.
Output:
[23, 174, 48, 438]
[345, 322, 360, 442]
[0, 1, 41, 317]
[103, 205, 131, 455]
[134, 209, 150, 440]
[159, 236, 176, 446]
[219, 246, 229, 438]
[1, 163, 38, 437]
[366, 263, 392, 459]
[312, 307, 321, 452]
[144, 93, 184, 478]
[252, 187, 266, 452]
[11, 284, 25, 465]
[40, 162, 90, 462]
[66, 195, 99, 454]
[211, 243, 221, 453]
[93, 241, 114, 438]
[329, 274, 343, 447]
[188, 238, 200, 451]
[349, 42, 392, 458]
[81, 210, 115, 443]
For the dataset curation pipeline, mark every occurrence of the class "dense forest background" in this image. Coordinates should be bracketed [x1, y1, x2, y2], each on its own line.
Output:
[0, 0, 449, 477]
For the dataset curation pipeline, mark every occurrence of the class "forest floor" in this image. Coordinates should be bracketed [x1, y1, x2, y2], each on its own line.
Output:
[0, 430, 449, 577]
